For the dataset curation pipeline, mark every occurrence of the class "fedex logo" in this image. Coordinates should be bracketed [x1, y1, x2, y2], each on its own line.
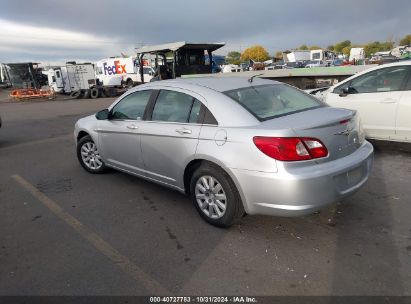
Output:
[103, 60, 126, 75]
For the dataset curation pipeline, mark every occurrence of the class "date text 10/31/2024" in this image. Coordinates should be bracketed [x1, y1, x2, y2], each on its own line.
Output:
[149, 296, 258, 303]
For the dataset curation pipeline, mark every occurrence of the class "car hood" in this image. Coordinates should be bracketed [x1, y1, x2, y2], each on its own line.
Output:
[77, 114, 96, 124]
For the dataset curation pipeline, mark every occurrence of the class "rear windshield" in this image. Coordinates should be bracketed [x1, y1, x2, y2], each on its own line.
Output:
[224, 84, 324, 121]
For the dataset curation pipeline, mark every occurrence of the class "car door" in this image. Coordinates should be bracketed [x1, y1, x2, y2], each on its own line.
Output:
[97, 89, 153, 175]
[326, 65, 411, 140]
[395, 70, 411, 141]
[139, 88, 205, 189]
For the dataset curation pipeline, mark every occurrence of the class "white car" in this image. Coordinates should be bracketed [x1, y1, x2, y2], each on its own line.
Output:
[324, 61, 411, 143]
[305, 60, 328, 68]
[222, 64, 242, 73]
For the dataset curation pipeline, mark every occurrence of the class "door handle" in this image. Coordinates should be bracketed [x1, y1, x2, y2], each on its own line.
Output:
[126, 124, 138, 130]
[175, 128, 192, 135]
[380, 99, 397, 104]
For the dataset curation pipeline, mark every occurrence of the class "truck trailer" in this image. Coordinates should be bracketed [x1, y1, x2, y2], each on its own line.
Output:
[44, 63, 97, 98]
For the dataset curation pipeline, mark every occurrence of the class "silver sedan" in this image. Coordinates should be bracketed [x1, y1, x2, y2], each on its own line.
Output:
[74, 77, 374, 227]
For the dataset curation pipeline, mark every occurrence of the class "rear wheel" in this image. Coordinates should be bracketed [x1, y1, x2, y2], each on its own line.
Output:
[90, 87, 99, 99]
[190, 163, 244, 227]
[77, 135, 107, 174]
[126, 79, 134, 89]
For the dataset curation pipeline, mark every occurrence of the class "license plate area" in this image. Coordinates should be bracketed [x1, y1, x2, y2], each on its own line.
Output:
[347, 166, 364, 187]
[334, 163, 366, 193]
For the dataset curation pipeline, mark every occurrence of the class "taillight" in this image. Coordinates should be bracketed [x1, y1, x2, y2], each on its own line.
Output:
[253, 137, 328, 161]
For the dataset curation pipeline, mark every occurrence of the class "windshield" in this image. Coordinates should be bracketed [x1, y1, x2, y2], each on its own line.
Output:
[224, 84, 324, 121]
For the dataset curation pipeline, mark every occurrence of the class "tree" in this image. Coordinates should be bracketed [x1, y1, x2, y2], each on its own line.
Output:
[298, 44, 308, 50]
[226, 51, 241, 65]
[399, 34, 411, 46]
[241, 45, 270, 62]
[274, 51, 283, 59]
[327, 45, 335, 51]
[342, 46, 351, 56]
[310, 45, 321, 50]
[334, 40, 351, 53]
[363, 41, 395, 57]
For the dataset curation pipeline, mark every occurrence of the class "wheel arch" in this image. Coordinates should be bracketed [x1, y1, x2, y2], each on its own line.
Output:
[77, 130, 90, 142]
[183, 156, 249, 214]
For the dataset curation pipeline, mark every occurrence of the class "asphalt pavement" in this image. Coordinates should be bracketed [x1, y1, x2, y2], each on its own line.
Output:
[0, 95, 410, 296]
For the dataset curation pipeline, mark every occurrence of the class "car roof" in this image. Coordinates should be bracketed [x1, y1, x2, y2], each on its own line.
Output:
[146, 76, 278, 92]
[128, 77, 282, 127]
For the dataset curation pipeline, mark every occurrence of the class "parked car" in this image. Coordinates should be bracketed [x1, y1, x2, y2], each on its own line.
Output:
[284, 61, 307, 69]
[324, 61, 411, 143]
[369, 55, 399, 65]
[265, 61, 286, 70]
[239, 63, 250, 71]
[328, 59, 344, 66]
[75, 77, 373, 227]
[222, 64, 241, 73]
[305, 60, 328, 68]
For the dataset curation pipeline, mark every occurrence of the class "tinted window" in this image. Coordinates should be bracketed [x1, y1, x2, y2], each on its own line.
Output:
[224, 84, 323, 121]
[203, 107, 218, 125]
[344, 66, 411, 94]
[188, 99, 202, 123]
[152, 90, 194, 123]
[111, 90, 152, 120]
[405, 73, 411, 90]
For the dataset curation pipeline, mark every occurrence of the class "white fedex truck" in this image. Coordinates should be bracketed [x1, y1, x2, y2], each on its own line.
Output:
[95, 57, 154, 88]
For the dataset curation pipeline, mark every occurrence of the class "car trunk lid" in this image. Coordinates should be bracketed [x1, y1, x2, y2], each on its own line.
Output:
[260, 107, 363, 162]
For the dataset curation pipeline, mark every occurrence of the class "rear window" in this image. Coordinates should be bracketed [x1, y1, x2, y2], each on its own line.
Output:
[224, 84, 324, 121]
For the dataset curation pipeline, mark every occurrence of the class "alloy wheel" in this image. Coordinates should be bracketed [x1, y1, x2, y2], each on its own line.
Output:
[195, 175, 227, 219]
[80, 142, 103, 170]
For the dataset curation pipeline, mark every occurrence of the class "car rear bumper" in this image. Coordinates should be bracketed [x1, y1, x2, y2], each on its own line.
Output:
[230, 140, 374, 217]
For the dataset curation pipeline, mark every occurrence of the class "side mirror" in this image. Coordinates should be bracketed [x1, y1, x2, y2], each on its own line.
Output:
[96, 109, 110, 120]
[339, 87, 350, 97]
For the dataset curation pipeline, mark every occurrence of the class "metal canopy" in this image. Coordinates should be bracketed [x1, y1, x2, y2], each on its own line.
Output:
[135, 41, 225, 54]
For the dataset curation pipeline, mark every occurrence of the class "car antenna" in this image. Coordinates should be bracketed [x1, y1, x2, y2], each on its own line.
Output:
[248, 73, 264, 83]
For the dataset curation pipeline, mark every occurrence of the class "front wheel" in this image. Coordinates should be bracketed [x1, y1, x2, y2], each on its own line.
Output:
[190, 164, 244, 227]
[77, 135, 107, 174]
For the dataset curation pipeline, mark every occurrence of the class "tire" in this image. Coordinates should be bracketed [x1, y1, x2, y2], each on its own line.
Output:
[190, 163, 244, 227]
[103, 87, 117, 97]
[126, 79, 134, 89]
[77, 135, 107, 174]
[70, 90, 81, 99]
[90, 87, 99, 99]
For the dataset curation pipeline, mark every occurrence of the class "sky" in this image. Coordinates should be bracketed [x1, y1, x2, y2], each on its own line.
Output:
[1, 0, 411, 63]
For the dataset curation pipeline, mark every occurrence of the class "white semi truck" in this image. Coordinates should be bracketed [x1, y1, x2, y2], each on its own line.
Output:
[44, 62, 98, 98]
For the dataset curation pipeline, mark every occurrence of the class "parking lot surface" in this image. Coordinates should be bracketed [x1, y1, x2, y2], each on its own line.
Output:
[0, 96, 411, 296]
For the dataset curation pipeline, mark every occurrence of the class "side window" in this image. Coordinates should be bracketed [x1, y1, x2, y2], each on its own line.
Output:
[152, 90, 194, 123]
[348, 66, 410, 94]
[188, 99, 202, 123]
[203, 107, 218, 125]
[111, 90, 152, 120]
[405, 73, 411, 90]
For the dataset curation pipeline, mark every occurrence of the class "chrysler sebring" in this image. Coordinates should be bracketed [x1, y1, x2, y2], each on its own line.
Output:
[74, 77, 373, 227]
